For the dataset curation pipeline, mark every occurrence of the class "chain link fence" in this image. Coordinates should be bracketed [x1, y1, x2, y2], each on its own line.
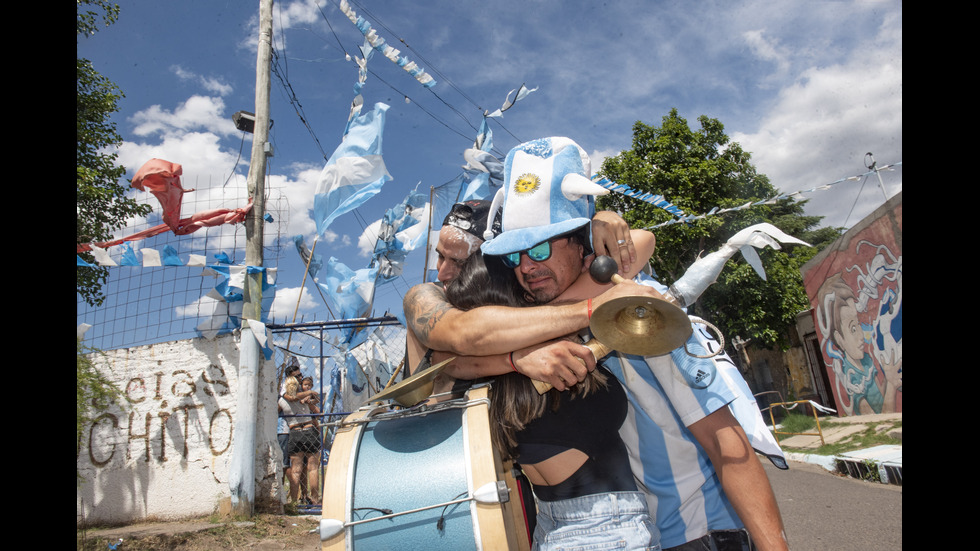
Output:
[270, 317, 408, 514]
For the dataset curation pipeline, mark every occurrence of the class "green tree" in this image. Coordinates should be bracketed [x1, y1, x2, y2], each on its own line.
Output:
[77, 1, 151, 306]
[77, 336, 121, 484]
[597, 109, 841, 349]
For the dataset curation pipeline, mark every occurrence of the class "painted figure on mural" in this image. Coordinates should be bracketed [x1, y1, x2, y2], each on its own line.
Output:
[815, 241, 902, 415]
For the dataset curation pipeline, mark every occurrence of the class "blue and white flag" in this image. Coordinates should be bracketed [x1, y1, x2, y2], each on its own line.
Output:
[372, 191, 429, 285]
[484, 84, 538, 117]
[319, 257, 379, 347]
[459, 119, 503, 201]
[293, 235, 323, 279]
[319, 258, 378, 319]
[313, 103, 392, 237]
[197, 265, 276, 344]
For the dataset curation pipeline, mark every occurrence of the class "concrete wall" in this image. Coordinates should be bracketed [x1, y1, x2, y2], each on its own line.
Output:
[77, 333, 283, 526]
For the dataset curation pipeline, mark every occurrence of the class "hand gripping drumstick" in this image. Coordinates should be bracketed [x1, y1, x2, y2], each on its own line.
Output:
[527, 257, 621, 394]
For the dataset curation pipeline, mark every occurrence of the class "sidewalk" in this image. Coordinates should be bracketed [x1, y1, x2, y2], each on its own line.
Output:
[775, 412, 902, 484]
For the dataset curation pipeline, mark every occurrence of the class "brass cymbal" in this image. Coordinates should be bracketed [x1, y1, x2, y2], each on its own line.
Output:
[590, 296, 692, 357]
[365, 356, 456, 407]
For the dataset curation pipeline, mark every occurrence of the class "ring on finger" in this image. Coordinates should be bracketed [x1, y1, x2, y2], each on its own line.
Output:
[617, 239, 626, 245]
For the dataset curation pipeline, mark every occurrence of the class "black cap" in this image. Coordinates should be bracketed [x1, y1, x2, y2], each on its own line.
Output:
[442, 199, 501, 241]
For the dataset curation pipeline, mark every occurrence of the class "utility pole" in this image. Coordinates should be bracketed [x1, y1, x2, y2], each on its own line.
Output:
[229, 0, 273, 518]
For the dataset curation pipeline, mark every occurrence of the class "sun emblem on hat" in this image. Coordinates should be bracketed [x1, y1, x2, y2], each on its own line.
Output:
[514, 173, 540, 195]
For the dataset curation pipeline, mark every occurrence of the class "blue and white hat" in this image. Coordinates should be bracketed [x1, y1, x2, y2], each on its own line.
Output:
[480, 137, 610, 256]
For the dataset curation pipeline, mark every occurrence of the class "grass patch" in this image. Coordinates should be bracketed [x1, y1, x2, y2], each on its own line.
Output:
[779, 419, 902, 456]
[778, 412, 817, 434]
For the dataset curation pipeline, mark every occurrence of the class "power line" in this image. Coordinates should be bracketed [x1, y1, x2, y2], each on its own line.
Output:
[270, 7, 330, 161]
[314, 0, 523, 153]
[344, 0, 484, 112]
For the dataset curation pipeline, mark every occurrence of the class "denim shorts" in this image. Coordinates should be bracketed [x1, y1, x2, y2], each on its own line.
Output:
[532, 491, 661, 551]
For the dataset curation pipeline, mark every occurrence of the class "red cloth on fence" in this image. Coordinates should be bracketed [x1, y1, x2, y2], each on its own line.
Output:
[76, 158, 253, 254]
[131, 158, 191, 232]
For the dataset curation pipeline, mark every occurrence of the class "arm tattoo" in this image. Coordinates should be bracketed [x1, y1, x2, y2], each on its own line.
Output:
[404, 283, 455, 347]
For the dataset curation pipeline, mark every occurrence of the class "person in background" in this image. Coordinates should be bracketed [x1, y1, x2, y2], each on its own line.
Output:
[298, 376, 321, 505]
[279, 365, 321, 506]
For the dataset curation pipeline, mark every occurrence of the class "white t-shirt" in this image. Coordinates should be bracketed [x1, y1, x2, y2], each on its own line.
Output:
[280, 377, 313, 428]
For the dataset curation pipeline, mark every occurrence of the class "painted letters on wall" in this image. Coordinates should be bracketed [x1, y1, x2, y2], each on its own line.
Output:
[77, 335, 245, 525]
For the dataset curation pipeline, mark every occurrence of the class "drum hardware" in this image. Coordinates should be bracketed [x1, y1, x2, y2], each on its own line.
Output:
[364, 356, 457, 407]
[530, 255, 725, 394]
[336, 391, 492, 428]
[319, 480, 510, 540]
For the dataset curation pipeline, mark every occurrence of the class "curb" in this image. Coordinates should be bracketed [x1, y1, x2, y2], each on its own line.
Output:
[784, 451, 838, 472]
[784, 445, 902, 485]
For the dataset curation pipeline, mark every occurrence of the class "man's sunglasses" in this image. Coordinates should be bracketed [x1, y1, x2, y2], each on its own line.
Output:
[501, 240, 553, 268]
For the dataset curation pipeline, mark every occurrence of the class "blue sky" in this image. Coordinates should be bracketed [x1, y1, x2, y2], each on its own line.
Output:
[77, 0, 902, 330]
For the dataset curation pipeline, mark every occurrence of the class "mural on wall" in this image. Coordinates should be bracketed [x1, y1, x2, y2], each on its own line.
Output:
[803, 197, 902, 416]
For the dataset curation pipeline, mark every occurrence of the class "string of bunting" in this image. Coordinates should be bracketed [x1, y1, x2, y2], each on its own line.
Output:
[595, 162, 902, 229]
[338, 0, 436, 90]
[591, 175, 689, 219]
[77, 243, 244, 268]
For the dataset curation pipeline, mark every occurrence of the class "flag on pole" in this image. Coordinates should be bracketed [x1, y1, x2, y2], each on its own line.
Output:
[319, 257, 379, 347]
[313, 103, 392, 236]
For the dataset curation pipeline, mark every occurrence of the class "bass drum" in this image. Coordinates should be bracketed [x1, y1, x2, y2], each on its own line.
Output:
[320, 385, 531, 550]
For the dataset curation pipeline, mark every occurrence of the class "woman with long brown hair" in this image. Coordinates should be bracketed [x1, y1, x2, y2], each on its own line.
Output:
[444, 246, 659, 551]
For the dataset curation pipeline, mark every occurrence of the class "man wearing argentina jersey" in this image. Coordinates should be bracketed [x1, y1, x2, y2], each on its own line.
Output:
[476, 137, 788, 551]
[610, 272, 788, 550]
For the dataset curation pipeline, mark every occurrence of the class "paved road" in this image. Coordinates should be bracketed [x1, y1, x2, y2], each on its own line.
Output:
[765, 460, 902, 550]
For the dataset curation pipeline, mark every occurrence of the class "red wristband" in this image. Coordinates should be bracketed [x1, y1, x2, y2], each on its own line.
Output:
[509, 351, 518, 372]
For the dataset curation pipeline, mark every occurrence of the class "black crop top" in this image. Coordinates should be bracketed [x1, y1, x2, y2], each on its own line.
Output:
[514, 365, 637, 501]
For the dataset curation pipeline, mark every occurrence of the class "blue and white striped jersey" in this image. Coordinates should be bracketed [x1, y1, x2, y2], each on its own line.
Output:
[600, 273, 786, 548]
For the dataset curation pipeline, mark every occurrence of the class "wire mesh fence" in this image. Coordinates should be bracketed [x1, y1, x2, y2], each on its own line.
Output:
[77, 179, 290, 352]
[77, 168, 421, 514]
[270, 317, 408, 514]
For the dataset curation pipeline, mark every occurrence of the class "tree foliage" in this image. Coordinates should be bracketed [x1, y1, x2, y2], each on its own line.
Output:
[77, 1, 151, 306]
[77, 337, 121, 484]
[597, 109, 842, 349]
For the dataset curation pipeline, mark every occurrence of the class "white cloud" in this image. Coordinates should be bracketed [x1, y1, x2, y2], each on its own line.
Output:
[732, 13, 902, 228]
[742, 29, 791, 83]
[357, 219, 384, 257]
[175, 292, 223, 319]
[589, 148, 619, 176]
[240, 0, 326, 52]
[171, 65, 234, 96]
[129, 95, 240, 138]
[269, 285, 323, 319]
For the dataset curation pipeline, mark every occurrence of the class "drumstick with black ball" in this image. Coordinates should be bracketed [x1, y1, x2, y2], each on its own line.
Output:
[530, 255, 691, 394]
